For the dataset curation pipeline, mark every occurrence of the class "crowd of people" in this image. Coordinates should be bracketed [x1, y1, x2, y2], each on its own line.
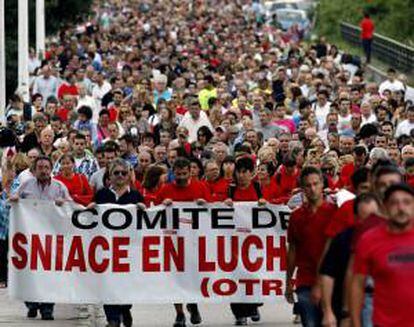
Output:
[0, 0, 414, 326]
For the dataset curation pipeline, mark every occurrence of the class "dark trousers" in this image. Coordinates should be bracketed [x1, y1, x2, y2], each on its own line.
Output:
[104, 304, 132, 324]
[25, 302, 54, 315]
[230, 303, 260, 318]
[362, 39, 372, 63]
[0, 238, 8, 283]
[296, 287, 322, 327]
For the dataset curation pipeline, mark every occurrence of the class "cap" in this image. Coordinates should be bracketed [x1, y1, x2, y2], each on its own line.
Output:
[384, 183, 414, 202]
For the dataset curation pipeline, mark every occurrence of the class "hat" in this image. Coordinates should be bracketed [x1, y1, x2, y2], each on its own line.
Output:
[384, 183, 414, 202]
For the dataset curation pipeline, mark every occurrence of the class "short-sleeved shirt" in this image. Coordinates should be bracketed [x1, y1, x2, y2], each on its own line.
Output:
[17, 177, 72, 201]
[353, 225, 414, 326]
[156, 180, 211, 203]
[288, 201, 337, 287]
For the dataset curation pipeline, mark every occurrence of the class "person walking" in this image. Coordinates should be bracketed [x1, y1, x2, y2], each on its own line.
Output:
[360, 12, 375, 64]
[9, 156, 72, 320]
[93, 158, 145, 327]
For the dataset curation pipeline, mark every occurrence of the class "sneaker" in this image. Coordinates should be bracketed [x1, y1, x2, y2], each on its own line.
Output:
[122, 309, 133, 327]
[186, 304, 202, 325]
[27, 308, 37, 318]
[235, 317, 247, 325]
[293, 314, 301, 324]
[173, 313, 186, 327]
[41, 312, 54, 320]
[250, 308, 260, 322]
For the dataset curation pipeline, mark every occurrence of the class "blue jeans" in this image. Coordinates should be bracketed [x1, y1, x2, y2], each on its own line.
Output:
[362, 293, 373, 327]
[25, 302, 54, 315]
[104, 304, 132, 324]
[296, 287, 322, 327]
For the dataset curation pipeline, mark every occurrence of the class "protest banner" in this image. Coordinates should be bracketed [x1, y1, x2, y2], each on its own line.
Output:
[9, 200, 290, 304]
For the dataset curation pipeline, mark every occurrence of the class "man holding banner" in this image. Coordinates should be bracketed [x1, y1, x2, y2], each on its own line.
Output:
[9, 156, 71, 320]
[156, 156, 210, 327]
[93, 158, 145, 327]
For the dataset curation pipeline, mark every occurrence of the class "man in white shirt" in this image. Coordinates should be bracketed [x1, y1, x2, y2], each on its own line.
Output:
[32, 65, 58, 106]
[91, 71, 112, 109]
[337, 98, 352, 132]
[76, 83, 98, 122]
[313, 89, 331, 131]
[379, 68, 405, 96]
[395, 106, 414, 138]
[179, 96, 213, 143]
[360, 100, 377, 126]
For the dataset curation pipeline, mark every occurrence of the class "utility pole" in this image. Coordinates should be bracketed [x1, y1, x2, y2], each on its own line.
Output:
[18, 0, 29, 102]
[0, 0, 5, 122]
[36, 0, 45, 60]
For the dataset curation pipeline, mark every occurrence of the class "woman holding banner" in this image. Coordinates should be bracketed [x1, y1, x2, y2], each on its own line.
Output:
[93, 158, 145, 327]
[224, 156, 266, 326]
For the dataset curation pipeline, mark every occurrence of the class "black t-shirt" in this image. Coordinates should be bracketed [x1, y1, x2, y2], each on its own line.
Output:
[319, 228, 354, 319]
[95, 187, 144, 205]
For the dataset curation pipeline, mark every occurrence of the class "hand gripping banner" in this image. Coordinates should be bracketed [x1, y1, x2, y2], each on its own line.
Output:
[9, 200, 290, 304]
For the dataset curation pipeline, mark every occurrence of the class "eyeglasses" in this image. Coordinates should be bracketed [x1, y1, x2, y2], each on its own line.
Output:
[113, 170, 128, 176]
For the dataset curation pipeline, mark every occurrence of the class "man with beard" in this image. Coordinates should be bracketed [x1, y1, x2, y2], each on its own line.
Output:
[351, 183, 414, 326]
[156, 157, 210, 327]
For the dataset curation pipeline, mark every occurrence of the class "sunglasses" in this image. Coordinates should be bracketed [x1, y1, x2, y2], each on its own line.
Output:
[113, 170, 128, 176]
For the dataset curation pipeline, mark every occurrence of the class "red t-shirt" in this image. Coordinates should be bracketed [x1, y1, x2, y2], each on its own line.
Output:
[274, 165, 300, 203]
[325, 199, 356, 238]
[203, 178, 230, 202]
[142, 187, 159, 207]
[353, 224, 414, 326]
[56, 107, 71, 122]
[57, 83, 78, 99]
[54, 173, 93, 206]
[231, 182, 260, 202]
[260, 178, 279, 203]
[156, 180, 211, 204]
[360, 18, 374, 40]
[288, 201, 337, 287]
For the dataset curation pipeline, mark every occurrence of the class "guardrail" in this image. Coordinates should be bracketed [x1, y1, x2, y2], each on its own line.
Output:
[340, 22, 414, 73]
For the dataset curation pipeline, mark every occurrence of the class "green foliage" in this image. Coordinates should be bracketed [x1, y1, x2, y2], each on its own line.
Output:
[5, 0, 93, 98]
[316, 0, 414, 45]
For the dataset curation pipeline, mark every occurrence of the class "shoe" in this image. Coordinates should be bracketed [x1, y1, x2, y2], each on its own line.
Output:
[106, 322, 120, 327]
[122, 309, 133, 327]
[27, 308, 37, 318]
[250, 307, 260, 322]
[293, 314, 301, 324]
[186, 304, 202, 325]
[235, 317, 247, 325]
[41, 312, 54, 320]
[173, 313, 186, 327]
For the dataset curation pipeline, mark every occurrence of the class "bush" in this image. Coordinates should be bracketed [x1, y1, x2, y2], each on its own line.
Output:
[316, 0, 414, 44]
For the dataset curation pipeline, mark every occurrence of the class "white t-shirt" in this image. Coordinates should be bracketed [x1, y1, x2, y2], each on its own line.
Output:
[395, 119, 414, 138]
[379, 79, 405, 95]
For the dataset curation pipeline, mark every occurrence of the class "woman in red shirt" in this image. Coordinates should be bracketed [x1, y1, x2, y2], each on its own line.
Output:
[54, 154, 93, 206]
[257, 162, 279, 203]
[141, 164, 167, 207]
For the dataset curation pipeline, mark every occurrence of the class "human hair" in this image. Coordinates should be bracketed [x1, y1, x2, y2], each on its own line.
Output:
[351, 167, 370, 190]
[372, 163, 403, 182]
[77, 105, 93, 120]
[189, 157, 204, 178]
[173, 157, 191, 170]
[353, 192, 379, 216]
[59, 153, 75, 163]
[108, 158, 130, 176]
[235, 156, 255, 172]
[299, 166, 323, 187]
[33, 155, 53, 169]
[74, 133, 86, 141]
[143, 164, 167, 190]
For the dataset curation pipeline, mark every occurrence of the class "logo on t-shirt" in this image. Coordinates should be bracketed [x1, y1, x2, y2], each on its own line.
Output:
[388, 247, 414, 268]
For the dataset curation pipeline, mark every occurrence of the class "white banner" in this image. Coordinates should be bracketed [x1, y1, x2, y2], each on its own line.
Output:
[9, 200, 290, 304]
